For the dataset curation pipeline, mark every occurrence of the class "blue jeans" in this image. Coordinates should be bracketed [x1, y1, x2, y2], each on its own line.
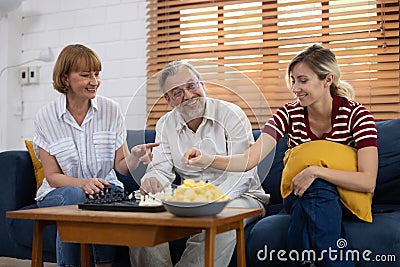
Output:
[283, 179, 355, 267]
[37, 185, 121, 267]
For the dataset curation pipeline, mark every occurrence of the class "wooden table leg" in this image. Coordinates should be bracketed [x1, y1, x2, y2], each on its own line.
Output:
[80, 244, 90, 267]
[236, 220, 246, 267]
[204, 227, 216, 267]
[31, 220, 46, 267]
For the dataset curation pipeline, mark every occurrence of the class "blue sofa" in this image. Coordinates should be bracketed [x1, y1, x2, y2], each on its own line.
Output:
[1, 119, 399, 266]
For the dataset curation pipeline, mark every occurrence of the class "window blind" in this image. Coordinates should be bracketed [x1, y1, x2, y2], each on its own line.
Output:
[146, 0, 399, 129]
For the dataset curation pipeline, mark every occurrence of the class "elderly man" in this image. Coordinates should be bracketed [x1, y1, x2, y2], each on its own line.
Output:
[129, 60, 268, 267]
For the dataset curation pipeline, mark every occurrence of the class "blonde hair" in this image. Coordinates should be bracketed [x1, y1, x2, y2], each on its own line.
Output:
[288, 44, 354, 100]
[52, 44, 102, 94]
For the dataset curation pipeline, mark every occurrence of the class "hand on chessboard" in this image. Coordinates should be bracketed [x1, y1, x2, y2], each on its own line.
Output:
[81, 178, 110, 199]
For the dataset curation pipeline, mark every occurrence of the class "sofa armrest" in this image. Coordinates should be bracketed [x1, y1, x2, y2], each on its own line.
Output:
[0, 150, 37, 257]
[0, 150, 37, 212]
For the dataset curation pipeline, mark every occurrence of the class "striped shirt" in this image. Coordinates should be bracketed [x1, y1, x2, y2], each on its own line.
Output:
[33, 94, 125, 201]
[263, 95, 378, 149]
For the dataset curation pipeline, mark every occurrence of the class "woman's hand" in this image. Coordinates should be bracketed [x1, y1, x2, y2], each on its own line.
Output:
[290, 166, 318, 197]
[131, 142, 160, 164]
[80, 178, 110, 197]
[183, 147, 214, 169]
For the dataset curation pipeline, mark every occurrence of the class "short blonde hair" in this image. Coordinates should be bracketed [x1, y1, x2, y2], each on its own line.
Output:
[52, 44, 102, 93]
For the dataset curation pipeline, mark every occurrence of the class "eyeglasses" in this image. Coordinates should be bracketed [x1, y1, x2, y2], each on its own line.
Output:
[169, 81, 200, 101]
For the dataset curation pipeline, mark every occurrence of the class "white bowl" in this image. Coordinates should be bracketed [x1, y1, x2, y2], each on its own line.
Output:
[162, 200, 229, 217]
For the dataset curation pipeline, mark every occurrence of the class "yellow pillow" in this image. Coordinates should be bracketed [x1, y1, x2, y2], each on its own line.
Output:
[24, 140, 45, 190]
[281, 140, 373, 223]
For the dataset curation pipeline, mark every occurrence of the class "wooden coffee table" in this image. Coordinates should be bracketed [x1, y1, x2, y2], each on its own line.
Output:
[6, 205, 262, 267]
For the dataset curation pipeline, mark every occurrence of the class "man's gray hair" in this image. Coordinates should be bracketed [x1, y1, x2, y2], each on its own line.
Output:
[158, 60, 202, 93]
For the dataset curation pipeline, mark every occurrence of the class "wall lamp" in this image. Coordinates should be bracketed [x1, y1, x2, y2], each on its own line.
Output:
[0, 47, 54, 77]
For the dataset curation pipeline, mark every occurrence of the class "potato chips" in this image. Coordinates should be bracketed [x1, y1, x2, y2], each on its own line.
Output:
[166, 179, 230, 202]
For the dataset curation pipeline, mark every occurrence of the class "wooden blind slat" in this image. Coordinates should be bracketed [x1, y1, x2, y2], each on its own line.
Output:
[145, 0, 400, 129]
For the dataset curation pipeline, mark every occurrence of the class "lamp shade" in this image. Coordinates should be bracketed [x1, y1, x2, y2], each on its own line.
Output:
[0, 0, 24, 13]
[38, 47, 54, 62]
[0, 47, 55, 77]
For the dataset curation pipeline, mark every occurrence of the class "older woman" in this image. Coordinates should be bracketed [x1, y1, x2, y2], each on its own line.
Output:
[34, 44, 158, 267]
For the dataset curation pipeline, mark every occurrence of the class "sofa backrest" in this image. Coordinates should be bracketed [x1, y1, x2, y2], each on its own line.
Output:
[253, 131, 287, 205]
[124, 118, 400, 206]
[374, 118, 400, 204]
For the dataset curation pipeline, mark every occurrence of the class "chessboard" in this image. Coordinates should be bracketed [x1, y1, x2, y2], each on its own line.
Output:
[78, 200, 165, 212]
[78, 187, 166, 212]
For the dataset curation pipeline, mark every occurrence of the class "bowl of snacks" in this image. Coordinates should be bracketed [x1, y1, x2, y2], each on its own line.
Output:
[163, 179, 230, 217]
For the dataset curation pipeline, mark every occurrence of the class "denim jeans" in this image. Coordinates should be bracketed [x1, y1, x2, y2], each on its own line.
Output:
[37, 185, 122, 267]
[283, 179, 355, 267]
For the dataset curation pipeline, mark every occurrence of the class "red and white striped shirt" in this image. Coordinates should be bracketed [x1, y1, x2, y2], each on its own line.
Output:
[263, 95, 378, 149]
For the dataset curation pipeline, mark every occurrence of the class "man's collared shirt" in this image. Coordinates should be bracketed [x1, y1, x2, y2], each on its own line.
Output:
[143, 97, 265, 199]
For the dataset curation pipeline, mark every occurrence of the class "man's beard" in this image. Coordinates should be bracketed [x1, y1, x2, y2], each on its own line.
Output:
[177, 96, 206, 123]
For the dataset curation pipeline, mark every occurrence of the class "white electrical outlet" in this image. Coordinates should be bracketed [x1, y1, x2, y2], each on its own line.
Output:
[19, 67, 29, 85]
[28, 66, 40, 84]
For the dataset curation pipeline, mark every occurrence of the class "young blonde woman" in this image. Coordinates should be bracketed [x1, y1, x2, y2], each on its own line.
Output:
[184, 44, 378, 267]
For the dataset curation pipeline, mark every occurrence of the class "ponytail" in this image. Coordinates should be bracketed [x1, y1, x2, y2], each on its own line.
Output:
[331, 80, 355, 100]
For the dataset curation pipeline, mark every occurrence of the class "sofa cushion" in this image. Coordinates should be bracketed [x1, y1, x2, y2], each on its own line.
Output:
[24, 140, 45, 190]
[281, 140, 373, 222]
[374, 118, 400, 204]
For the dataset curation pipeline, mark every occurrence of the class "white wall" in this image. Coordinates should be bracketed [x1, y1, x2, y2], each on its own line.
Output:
[0, 0, 148, 151]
